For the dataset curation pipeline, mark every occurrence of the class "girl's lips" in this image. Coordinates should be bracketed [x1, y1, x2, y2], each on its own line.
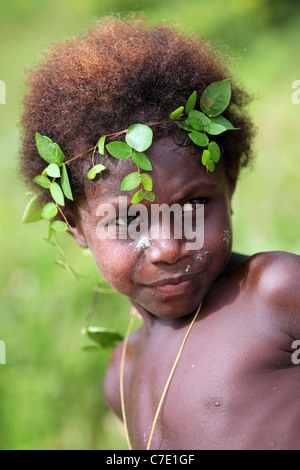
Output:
[143, 272, 202, 296]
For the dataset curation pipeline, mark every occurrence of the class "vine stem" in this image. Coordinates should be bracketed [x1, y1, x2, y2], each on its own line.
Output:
[91, 142, 98, 167]
[146, 303, 202, 450]
[56, 203, 71, 228]
[81, 283, 100, 334]
[64, 118, 179, 166]
[65, 147, 96, 165]
[120, 303, 202, 451]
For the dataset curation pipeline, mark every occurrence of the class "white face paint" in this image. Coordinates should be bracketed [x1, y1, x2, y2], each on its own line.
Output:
[136, 236, 152, 251]
[220, 229, 231, 245]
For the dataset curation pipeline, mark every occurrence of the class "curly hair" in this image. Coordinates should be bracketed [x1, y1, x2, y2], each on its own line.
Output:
[20, 16, 255, 207]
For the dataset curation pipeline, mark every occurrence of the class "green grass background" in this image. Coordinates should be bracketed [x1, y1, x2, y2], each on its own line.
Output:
[0, 0, 299, 450]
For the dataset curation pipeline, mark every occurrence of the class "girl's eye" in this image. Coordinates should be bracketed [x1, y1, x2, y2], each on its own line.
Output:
[115, 217, 127, 226]
[182, 198, 206, 212]
[115, 215, 141, 226]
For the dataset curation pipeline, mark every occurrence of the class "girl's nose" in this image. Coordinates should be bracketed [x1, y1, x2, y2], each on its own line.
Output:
[146, 237, 188, 265]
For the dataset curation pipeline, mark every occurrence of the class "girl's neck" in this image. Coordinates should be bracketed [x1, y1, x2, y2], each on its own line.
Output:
[131, 300, 200, 333]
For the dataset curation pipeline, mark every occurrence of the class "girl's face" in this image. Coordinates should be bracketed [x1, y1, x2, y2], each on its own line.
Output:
[74, 137, 234, 319]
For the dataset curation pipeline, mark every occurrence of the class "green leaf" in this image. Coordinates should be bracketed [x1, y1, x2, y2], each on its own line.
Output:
[87, 168, 95, 180]
[202, 149, 211, 166]
[35, 133, 55, 163]
[188, 110, 211, 130]
[141, 174, 153, 191]
[33, 175, 51, 189]
[185, 90, 197, 114]
[22, 195, 43, 223]
[125, 124, 153, 152]
[35, 133, 65, 165]
[106, 141, 132, 159]
[189, 131, 209, 147]
[143, 192, 155, 202]
[207, 161, 216, 172]
[50, 182, 65, 206]
[41, 202, 58, 219]
[200, 79, 232, 117]
[98, 135, 106, 155]
[45, 163, 61, 178]
[50, 220, 68, 232]
[131, 150, 152, 171]
[208, 141, 221, 163]
[61, 163, 74, 200]
[170, 106, 184, 120]
[205, 116, 239, 136]
[84, 327, 123, 349]
[87, 164, 106, 180]
[204, 122, 228, 136]
[209, 115, 237, 130]
[177, 120, 194, 132]
[120, 172, 141, 191]
[94, 163, 106, 173]
[204, 123, 224, 135]
[51, 143, 65, 165]
[131, 190, 144, 204]
[187, 113, 202, 131]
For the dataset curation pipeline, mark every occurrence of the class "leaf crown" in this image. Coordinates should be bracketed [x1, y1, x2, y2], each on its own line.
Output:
[23, 79, 238, 232]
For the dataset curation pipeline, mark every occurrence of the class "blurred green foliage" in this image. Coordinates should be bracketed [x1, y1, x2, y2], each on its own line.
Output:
[0, 0, 299, 450]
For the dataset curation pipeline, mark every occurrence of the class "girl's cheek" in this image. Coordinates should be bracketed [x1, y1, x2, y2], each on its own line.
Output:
[220, 228, 232, 246]
[90, 240, 134, 285]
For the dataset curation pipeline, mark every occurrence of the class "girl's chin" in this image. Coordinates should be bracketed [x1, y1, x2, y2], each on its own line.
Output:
[136, 297, 204, 320]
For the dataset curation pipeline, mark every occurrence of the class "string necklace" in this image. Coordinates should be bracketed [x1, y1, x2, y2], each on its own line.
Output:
[120, 303, 202, 450]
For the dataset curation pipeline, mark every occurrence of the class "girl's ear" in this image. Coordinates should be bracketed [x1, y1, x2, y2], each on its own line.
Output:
[227, 180, 236, 216]
[228, 179, 237, 199]
[63, 209, 88, 248]
[67, 224, 88, 248]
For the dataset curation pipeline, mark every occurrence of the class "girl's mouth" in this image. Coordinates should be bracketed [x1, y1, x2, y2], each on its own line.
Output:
[143, 272, 202, 296]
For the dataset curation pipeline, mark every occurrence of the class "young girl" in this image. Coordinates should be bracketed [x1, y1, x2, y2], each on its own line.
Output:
[21, 17, 300, 450]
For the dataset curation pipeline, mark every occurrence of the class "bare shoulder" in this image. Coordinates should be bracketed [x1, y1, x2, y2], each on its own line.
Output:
[242, 251, 300, 332]
[244, 251, 300, 296]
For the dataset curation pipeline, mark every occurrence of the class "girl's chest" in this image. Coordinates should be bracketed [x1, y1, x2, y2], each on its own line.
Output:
[124, 309, 290, 449]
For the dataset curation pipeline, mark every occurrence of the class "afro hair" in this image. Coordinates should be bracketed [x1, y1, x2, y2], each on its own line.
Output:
[20, 16, 255, 207]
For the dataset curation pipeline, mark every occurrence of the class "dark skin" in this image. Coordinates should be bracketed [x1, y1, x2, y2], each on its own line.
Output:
[71, 137, 300, 450]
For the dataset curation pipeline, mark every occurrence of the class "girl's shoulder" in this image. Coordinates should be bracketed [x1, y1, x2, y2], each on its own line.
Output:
[236, 251, 300, 334]
[241, 250, 300, 295]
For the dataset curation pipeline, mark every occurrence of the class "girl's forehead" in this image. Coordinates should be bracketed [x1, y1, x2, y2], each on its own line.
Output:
[85, 139, 226, 208]
[99, 136, 223, 185]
